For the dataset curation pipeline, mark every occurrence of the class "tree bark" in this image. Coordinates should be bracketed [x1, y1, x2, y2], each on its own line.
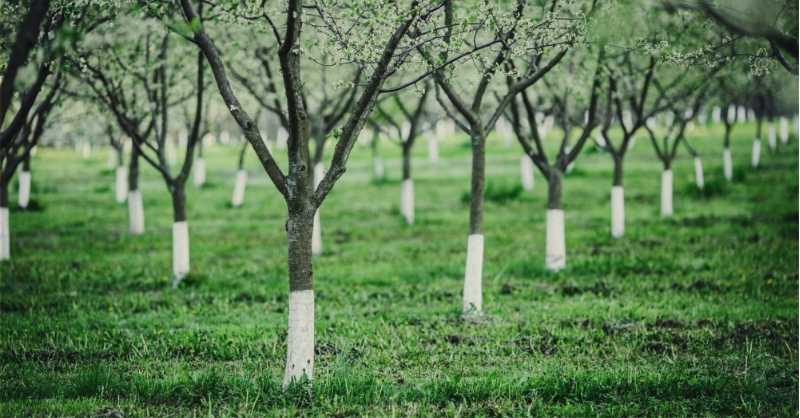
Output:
[468, 129, 486, 235]
[612, 153, 623, 187]
[402, 143, 411, 180]
[171, 181, 187, 222]
[547, 168, 563, 210]
[283, 208, 315, 386]
[129, 146, 139, 191]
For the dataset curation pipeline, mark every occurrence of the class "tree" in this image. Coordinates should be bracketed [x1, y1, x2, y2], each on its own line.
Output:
[167, 0, 484, 386]
[506, 47, 603, 270]
[374, 85, 431, 225]
[73, 15, 208, 285]
[420, 0, 592, 313]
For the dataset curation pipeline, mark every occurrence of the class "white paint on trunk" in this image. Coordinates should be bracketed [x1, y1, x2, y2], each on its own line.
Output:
[622, 110, 633, 129]
[400, 179, 414, 225]
[30, 146, 37, 157]
[172, 221, 190, 283]
[546, 209, 566, 271]
[564, 146, 575, 173]
[463, 234, 483, 313]
[178, 130, 188, 150]
[166, 139, 177, 166]
[115, 166, 128, 203]
[373, 156, 384, 181]
[193, 158, 206, 188]
[594, 129, 607, 147]
[660, 170, 673, 216]
[727, 105, 736, 124]
[698, 113, 707, 125]
[283, 289, 315, 387]
[737, 106, 747, 124]
[723, 148, 733, 182]
[768, 122, 776, 151]
[694, 157, 704, 189]
[611, 186, 624, 238]
[0, 207, 9, 260]
[231, 170, 248, 207]
[401, 121, 411, 140]
[277, 128, 287, 150]
[747, 108, 755, 122]
[312, 211, 322, 256]
[712, 106, 721, 124]
[446, 119, 456, 136]
[779, 117, 788, 144]
[314, 163, 324, 190]
[751, 139, 761, 168]
[436, 120, 447, 140]
[122, 137, 132, 155]
[220, 131, 230, 144]
[520, 156, 534, 191]
[128, 190, 145, 234]
[18, 171, 31, 209]
[427, 135, 439, 162]
[82, 142, 92, 158]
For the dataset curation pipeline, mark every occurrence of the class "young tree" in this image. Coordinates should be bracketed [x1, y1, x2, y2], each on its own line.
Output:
[74, 17, 208, 285]
[168, 0, 491, 386]
[506, 48, 603, 270]
[374, 86, 431, 225]
[420, 0, 591, 313]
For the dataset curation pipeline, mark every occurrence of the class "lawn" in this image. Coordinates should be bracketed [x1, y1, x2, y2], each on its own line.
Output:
[1, 122, 797, 417]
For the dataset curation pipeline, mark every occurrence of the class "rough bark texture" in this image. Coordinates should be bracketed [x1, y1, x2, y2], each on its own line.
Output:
[0, 178, 8, 208]
[547, 168, 563, 210]
[171, 183, 187, 222]
[468, 129, 486, 235]
[402, 145, 411, 180]
[287, 211, 315, 292]
[612, 155, 623, 186]
[22, 155, 31, 171]
[129, 146, 139, 191]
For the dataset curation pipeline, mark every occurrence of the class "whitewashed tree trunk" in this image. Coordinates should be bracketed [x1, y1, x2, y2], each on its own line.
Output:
[545, 209, 566, 270]
[462, 234, 483, 313]
[520, 156, 534, 191]
[436, 120, 447, 140]
[231, 170, 247, 207]
[18, 171, 31, 209]
[751, 139, 761, 168]
[172, 221, 190, 284]
[694, 157, 704, 189]
[660, 169, 673, 216]
[373, 156, 384, 181]
[128, 190, 145, 234]
[115, 166, 128, 203]
[737, 106, 747, 124]
[178, 130, 188, 150]
[82, 142, 92, 158]
[727, 105, 736, 124]
[0, 207, 9, 260]
[311, 211, 322, 256]
[427, 135, 439, 162]
[779, 117, 788, 144]
[723, 148, 733, 181]
[611, 186, 624, 238]
[193, 158, 206, 187]
[283, 289, 315, 387]
[712, 106, 721, 124]
[400, 179, 414, 225]
[747, 108, 755, 122]
[768, 122, 776, 151]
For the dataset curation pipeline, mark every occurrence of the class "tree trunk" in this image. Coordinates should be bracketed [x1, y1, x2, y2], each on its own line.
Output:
[520, 155, 534, 191]
[0, 176, 9, 260]
[193, 157, 206, 187]
[723, 147, 733, 182]
[694, 157, 704, 189]
[427, 134, 439, 162]
[283, 209, 315, 387]
[128, 147, 144, 234]
[611, 185, 624, 238]
[18, 155, 31, 209]
[779, 116, 789, 144]
[231, 170, 248, 207]
[463, 129, 485, 314]
[400, 145, 414, 225]
[660, 165, 673, 217]
[751, 138, 761, 168]
[171, 183, 189, 286]
[767, 118, 776, 151]
[545, 168, 565, 270]
[612, 154, 624, 187]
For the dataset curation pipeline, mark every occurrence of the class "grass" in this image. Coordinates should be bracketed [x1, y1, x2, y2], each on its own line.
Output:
[1, 122, 798, 417]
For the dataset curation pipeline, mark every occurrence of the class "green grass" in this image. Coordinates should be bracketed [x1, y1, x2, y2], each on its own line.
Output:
[1, 122, 798, 417]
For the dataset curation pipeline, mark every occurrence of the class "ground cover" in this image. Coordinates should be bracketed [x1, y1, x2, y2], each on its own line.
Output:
[1, 123, 797, 417]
